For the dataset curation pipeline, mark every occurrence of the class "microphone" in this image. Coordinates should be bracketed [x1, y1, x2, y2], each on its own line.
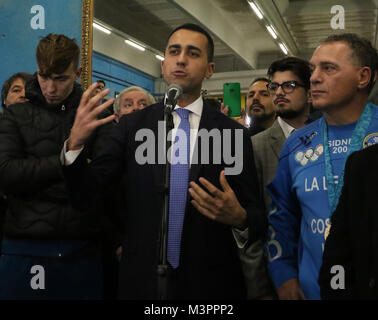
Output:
[165, 84, 183, 112]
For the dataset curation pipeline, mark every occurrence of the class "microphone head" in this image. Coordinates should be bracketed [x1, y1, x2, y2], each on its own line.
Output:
[166, 84, 183, 107]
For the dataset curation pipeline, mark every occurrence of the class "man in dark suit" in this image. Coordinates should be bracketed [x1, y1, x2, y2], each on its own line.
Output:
[62, 23, 266, 299]
[319, 143, 378, 299]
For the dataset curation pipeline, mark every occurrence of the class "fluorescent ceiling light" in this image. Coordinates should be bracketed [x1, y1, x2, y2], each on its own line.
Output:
[266, 25, 277, 39]
[248, 1, 263, 20]
[93, 23, 111, 35]
[155, 55, 164, 61]
[279, 43, 288, 55]
[125, 40, 145, 51]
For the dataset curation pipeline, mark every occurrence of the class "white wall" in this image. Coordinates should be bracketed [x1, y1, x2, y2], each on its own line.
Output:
[93, 28, 162, 79]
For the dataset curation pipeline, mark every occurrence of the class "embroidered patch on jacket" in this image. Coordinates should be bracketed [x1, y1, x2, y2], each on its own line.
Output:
[363, 133, 378, 148]
[295, 144, 323, 166]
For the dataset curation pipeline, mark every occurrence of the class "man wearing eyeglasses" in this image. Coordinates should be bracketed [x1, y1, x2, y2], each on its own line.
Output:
[242, 57, 310, 299]
[266, 33, 378, 300]
[253, 57, 311, 212]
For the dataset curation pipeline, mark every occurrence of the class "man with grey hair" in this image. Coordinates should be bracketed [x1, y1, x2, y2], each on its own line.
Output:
[267, 33, 378, 300]
[113, 86, 155, 122]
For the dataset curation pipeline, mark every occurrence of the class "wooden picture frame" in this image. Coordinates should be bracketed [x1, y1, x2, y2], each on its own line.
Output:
[80, 0, 94, 90]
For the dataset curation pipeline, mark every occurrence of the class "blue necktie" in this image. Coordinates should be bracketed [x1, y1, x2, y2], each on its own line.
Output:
[167, 108, 191, 269]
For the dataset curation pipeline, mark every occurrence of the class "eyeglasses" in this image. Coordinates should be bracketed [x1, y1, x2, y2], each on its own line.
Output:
[267, 81, 305, 94]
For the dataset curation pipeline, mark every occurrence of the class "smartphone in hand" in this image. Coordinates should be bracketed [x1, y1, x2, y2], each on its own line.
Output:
[223, 82, 241, 117]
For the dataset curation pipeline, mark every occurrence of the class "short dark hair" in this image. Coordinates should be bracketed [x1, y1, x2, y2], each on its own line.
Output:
[167, 23, 214, 62]
[1, 72, 33, 107]
[322, 33, 378, 92]
[36, 34, 80, 76]
[96, 79, 106, 86]
[267, 57, 311, 90]
[250, 77, 270, 87]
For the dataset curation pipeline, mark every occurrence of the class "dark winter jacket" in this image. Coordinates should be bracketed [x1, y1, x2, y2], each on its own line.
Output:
[0, 76, 110, 240]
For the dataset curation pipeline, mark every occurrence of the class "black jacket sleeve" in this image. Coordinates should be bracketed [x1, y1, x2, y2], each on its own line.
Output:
[62, 119, 127, 211]
[0, 107, 63, 195]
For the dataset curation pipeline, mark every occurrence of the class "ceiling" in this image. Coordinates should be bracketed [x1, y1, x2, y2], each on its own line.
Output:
[94, 0, 378, 73]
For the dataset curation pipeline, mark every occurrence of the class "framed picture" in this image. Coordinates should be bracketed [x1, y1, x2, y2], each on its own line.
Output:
[80, 0, 94, 90]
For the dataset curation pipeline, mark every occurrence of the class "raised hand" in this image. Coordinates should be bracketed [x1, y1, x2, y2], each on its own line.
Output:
[68, 82, 115, 150]
[220, 102, 229, 116]
[236, 109, 247, 126]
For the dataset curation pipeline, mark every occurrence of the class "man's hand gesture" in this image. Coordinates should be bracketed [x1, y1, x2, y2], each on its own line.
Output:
[68, 82, 115, 150]
[189, 170, 247, 228]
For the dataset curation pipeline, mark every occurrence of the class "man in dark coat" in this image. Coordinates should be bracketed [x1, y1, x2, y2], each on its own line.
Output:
[0, 34, 113, 299]
[63, 23, 267, 299]
[319, 143, 378, 299]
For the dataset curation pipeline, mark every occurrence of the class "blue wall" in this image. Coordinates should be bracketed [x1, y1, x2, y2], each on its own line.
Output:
[1, 0, 82, 112]
[92, 51, 156, 98]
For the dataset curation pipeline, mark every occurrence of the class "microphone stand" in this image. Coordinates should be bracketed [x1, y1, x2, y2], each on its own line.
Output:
[157, 101, 175, 300]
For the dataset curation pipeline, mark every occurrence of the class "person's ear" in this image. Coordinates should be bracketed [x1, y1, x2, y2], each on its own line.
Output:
[357, 66, 371, 90]
[205, 62, 215, 79]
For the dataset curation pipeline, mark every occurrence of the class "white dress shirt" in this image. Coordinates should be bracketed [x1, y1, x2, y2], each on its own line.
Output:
[171, 96, 202, 167]
[277, 116, 296, 138]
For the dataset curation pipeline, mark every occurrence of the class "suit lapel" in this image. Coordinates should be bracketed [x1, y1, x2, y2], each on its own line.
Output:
[152, 102, 167, 191]
[269, 120, 286, 159]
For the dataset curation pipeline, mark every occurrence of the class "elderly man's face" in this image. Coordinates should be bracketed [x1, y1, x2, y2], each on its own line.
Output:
[119, 90, 149, 116]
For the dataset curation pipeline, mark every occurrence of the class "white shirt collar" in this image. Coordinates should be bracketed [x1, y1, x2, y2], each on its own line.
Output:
[277, 116, 296, 139]
[174, 96, 203, 117]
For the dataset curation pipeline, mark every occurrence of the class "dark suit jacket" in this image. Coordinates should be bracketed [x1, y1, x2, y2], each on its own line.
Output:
[319, 143, 378, 299]
[64, 100, 266, 299]
[248, 122, 265, 137]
